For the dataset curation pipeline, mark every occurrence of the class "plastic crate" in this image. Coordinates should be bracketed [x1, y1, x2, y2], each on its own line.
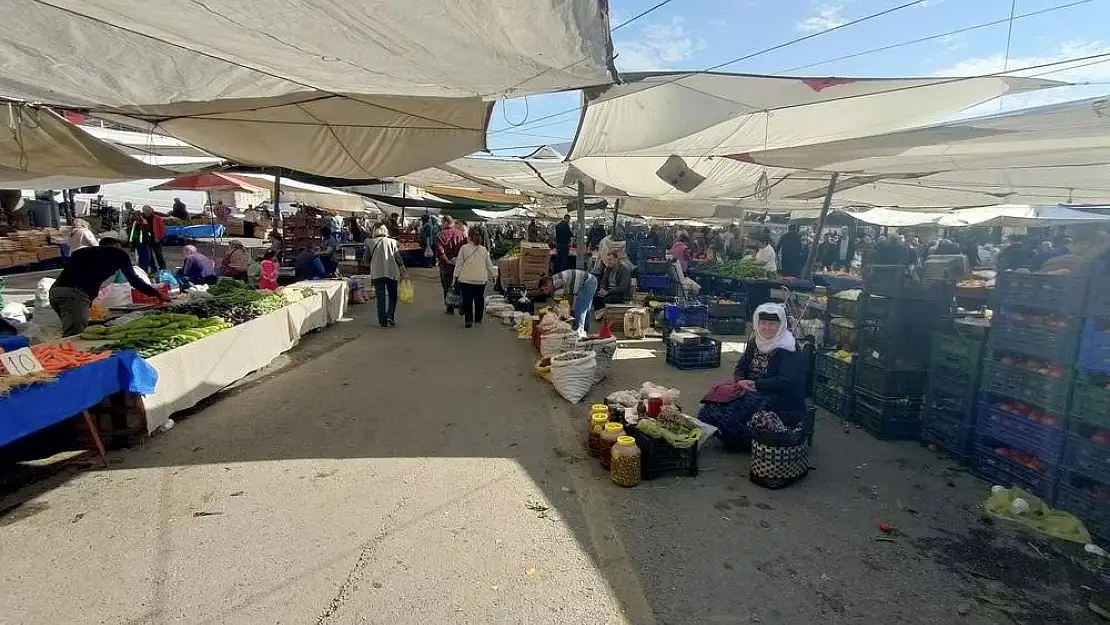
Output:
[858, 329, 932, 371]
[975, 401, 1066, 462]
[921, 409, 974, 461]
[854, 362, 927, 397]
[852, 387, 923, 441]
[814, 381, 852, 417]
[924, 378, 976, 423]
[637, 274, 671, 290]
[814, 351, 854, 387]
[1063, 420, 1110, 483]
[708, 317, 746, 336]
[859, 293, 947, 326]
[639, 258, 671, 275]
[864, 265, 937, 299]
[988, 316, 1080, 365]
[1070, 370, 1110, 429]
[931, 331, 985, 381]
[993, 271, 1088, 315]
[1087, 280, 1110, 317]
[1056, 473, 1110, 545]
[627, 425, 699, 480]
[665, 336, 722, 370]
[827, 295, 860, 319]
[981, 360, 1073, 415]
[663, 302, 709, 329]
[707, 299, 746, 318]
[828, 318, 858, 351]
[971, 441, 1058, 504]
[1079, 319, 1110, 374]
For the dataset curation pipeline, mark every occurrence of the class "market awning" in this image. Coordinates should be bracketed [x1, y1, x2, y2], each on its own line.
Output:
[425, 187, 526, 206]
[0, 0, 618, 178]
[400, 155, 579, 198]
[150, 173, 265, 192]
[566, 72, 1062, 202]
[847, 204, 1110, 227]
[0, 105, 173, 189]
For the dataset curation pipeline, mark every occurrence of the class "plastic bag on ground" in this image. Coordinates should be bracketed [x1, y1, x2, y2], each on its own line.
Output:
[985, 487, 1091, 544]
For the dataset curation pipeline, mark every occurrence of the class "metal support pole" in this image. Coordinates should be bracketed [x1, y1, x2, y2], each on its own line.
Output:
[611, 198, 620, 233]
[272, 167, 283, 230]
[801, 172, 840, 280]
[576, 180, 587, 269]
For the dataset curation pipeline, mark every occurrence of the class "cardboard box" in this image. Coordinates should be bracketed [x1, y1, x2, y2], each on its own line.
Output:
[498, 257, 521, 285]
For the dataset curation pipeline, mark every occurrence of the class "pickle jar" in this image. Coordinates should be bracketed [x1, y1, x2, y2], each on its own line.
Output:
[599, 422, 625, 470]
[610, 436, 642, 487]
[587, 413, 610, 457]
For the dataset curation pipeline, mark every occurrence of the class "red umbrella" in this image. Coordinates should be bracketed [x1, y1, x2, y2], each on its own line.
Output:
[149, 172, 264, 192]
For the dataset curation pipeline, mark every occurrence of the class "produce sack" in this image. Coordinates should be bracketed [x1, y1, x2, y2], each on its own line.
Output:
[577, 335, 618, 383]
[398, 279, 415, 304]
[550, 350, 597, 403]
[540, 327, 578, 357]
[534, 356, 552, 382]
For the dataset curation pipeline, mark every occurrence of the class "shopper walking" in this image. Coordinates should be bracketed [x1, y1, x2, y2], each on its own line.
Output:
[453, 227, 498, 328]
[435, 215, 467, 314]
[554, 213, 573, 272]
[365, 225, 407, 328]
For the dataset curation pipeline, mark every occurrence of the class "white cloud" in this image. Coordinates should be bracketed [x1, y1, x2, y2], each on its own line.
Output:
[615, 17, 706, 72]
[918, 0, 945, 7]
[932, 41, 1110, 119]
[797, 3, 846, 33]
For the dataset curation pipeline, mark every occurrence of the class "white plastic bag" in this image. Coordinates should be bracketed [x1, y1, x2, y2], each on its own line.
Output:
[550, 350, 597, 403]
[96, 283, 133, 309]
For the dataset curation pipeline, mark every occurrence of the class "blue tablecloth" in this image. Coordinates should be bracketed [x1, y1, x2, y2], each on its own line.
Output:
[0, 336, 30, 352]
[0, 351, 158, 448]
[165, 224, 226, 240]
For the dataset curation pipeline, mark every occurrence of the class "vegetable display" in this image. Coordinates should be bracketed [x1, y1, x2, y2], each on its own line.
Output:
[82, 313, 232, 357]
[699, 260, 777, 280]
[30, 343, 111, 373]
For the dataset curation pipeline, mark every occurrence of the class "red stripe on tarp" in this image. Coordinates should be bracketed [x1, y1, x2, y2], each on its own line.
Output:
[801, 78, 857, 92]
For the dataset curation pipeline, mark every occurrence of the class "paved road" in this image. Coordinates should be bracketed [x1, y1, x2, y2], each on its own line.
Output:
[0, 274, 1102, 624]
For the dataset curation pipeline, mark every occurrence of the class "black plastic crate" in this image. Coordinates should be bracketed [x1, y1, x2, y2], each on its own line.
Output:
[854, 362, 927, 397]
[971, 440, 1059, 504]
[827, 318, 858, 351]
[924, 378, 976, 423]
[627, 425, 699, 480]
[1070, 370, 1110, 429]
[859, 293, 948, 326]
[853, 387, 923, 441]
[921, 409, 974, 462]
[707, 299, 746, 318]
[827, 295, 860, 319]
[708, 317, 746, 336]
[858, 327, 933, 371]
[1063, 420, 1110, 484]
[864, 265, 937, 299]
[814, 383, 852, 418]
[993, 271, 1088, 315]
[814, 350, 854, 387]
[931, 331, 986, 381]
[665, 336, 722, 370]
[981, 359, 1073, 415]
[988, 316, 1080, 365]
[1056, 472, 1110, 545]
[975, 401, 1066, 462]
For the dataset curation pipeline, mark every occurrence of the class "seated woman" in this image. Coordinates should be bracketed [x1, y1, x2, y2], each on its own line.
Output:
[220, 240, 251, 280]
[697, 303, 807, 450]
[177, 244, 218, 289]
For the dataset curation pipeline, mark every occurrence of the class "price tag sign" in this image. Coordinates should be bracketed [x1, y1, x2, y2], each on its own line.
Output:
[0, 347, 44, 376]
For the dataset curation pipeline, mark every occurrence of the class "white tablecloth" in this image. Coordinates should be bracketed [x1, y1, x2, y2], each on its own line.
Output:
[288, 279, 348, 324]
[285, 292, 329, 339]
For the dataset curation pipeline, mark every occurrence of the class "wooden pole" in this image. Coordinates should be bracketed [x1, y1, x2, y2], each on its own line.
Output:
[801, 172, 840, 280]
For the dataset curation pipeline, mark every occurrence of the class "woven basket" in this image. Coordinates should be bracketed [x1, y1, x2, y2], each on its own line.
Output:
[578, 336, 618, 383]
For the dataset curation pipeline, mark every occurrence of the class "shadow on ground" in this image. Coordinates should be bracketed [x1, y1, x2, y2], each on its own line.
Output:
[0, 274, 1105, 624]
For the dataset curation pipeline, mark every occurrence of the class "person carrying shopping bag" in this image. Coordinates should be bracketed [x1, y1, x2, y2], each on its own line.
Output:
[365, 225, 408, 327]
[452, 227, 498, 328]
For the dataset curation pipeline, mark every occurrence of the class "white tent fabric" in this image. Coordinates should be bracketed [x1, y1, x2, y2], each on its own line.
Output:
[567, 72, 1060, 202]
[78, 126, 215, 159]
[232, 173, 370, 215]
[0, 105, 174, 189]
[0, 0, 616, 178]
[401, 156, 578, 197]
[847, 204, 1110, 227]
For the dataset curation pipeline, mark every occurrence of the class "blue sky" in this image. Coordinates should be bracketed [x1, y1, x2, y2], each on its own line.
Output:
[486, 0, 1110, 155]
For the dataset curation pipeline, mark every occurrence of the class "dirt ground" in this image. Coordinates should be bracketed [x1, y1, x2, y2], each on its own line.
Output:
[0, 272, 1106, 624]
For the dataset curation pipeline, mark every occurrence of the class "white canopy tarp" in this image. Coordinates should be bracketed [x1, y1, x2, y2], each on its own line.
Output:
[847, 204, 1110, 227]
[401, 156, 578, 197]
[0, 105, 174, 189]
[0, 0, 616, 178]
[232, 173, 369, 215]
[78, 126, 215, 159]
[566, 72, 1060, 202]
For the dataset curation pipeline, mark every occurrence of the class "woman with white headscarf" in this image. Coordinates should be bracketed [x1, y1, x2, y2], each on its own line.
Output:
[67, 219, 98, 252]
[696, 302, 807, 450]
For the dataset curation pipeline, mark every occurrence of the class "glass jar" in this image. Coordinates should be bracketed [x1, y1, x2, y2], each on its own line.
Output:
[586, 413, 610, 457]
[610, 436, 642, 487]
[599, 422, 625, 470]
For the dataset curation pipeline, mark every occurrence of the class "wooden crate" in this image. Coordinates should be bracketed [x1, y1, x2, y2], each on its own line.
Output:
[80, 392, 149, 450]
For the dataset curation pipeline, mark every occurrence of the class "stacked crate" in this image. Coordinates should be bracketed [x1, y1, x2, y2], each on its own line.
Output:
[974, 272, 1087, 503]
[518, 243, 551, 289]
[850, 268, 949, 440]
[1058, 278, 1110, 541]
[920, 327, 988, 463]
[812, 350, 854, 418]
[706, 298, 747, 336]
[825, 289, 861, 351]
